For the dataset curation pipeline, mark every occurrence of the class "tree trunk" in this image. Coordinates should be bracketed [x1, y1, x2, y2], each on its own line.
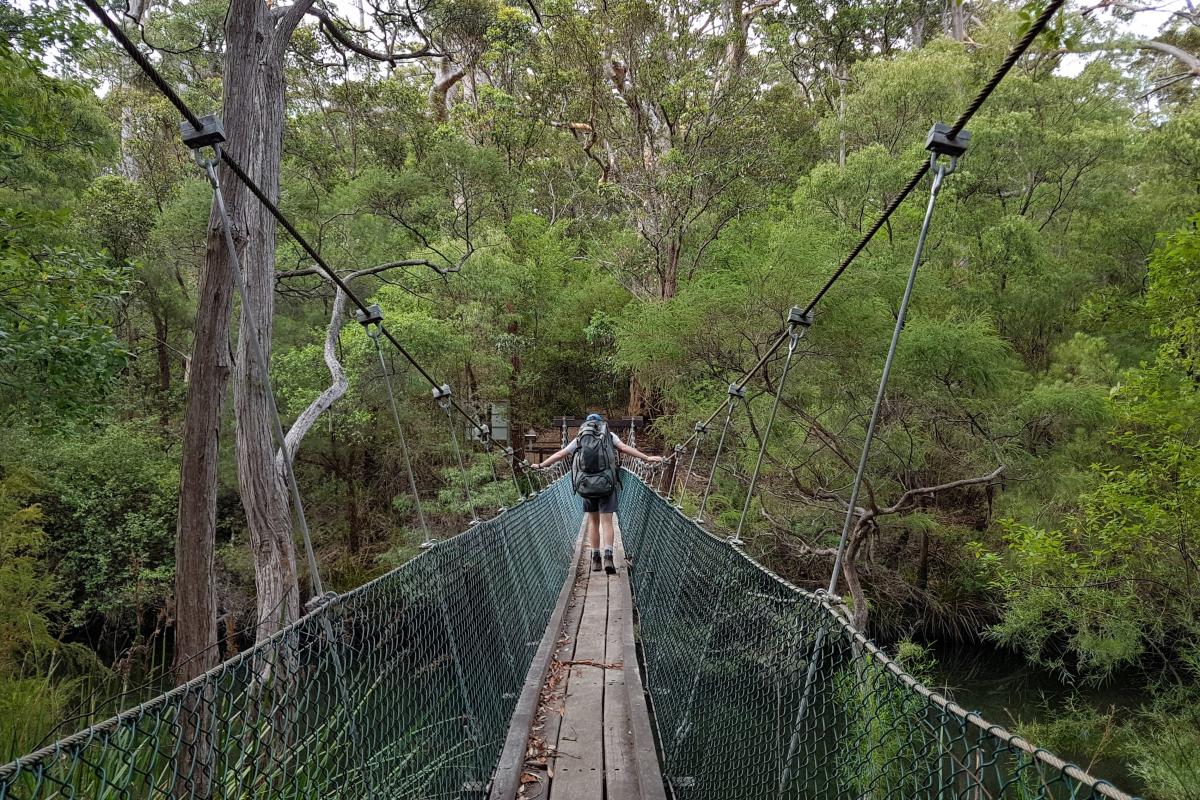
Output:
[173, 221, 230, 669]
[628, 373, 646, 416]
[950, 0, 966, 42]
[171, 153, 234, 800]
[662, 236, 681, 299]
[226, 0, 302, 639]
[152, 308, 172, 427]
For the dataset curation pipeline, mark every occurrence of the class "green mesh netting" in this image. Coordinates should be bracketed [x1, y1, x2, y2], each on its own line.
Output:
[0, 477, 581, 800]
[617, 472, 1136, 800]
[1, 471, 1140, 800]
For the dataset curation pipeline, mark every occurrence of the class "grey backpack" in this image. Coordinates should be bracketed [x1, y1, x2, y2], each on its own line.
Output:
[571, 422, 617, 499]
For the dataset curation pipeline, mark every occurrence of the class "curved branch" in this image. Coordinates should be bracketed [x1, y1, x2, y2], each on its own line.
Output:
[277, 254, 472, 467]
[1140, 40, 1200, 74]
[275, 258, 459, 281]
[281, 284, 351, 466]
[306, 6, 439, 62]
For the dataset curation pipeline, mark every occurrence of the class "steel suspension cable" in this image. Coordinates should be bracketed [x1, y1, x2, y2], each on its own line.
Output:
[680, 421, 705, 502]
[363, 318, 433, 548]
[80, 0, 485, 437]
[696, 385, 744, 523]
[678, 0, 1066, 453]
[205, 153, 381, 799]
[436, 386, 479, 525]
[779, 153, 956, 797]
[826, 153, 954, 595]
[730, 320, 808, 546]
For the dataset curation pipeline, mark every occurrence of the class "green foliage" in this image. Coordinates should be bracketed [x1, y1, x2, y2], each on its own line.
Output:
[990, 220, 1200, 692]
[1, 0, 1198, 792]
[0, 209, 131, 419]
[2, 424, 179, 630]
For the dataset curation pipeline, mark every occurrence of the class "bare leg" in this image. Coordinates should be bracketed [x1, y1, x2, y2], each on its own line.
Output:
[599, 512, 616, 551]
[587, 511, 600, 551]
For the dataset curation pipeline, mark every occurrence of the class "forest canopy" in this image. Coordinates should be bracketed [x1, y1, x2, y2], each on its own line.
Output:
[0, 0, 1198, 794]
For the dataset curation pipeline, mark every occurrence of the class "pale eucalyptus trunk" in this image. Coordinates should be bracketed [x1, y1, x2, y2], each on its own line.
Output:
[173, 0, 315, 712]
[226, 0, 305, 641]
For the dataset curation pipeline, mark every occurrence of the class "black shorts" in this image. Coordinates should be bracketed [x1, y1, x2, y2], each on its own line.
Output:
[582, 492, 618, 514]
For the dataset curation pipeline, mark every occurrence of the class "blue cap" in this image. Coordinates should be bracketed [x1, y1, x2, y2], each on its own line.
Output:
[586, 413, 603, 422]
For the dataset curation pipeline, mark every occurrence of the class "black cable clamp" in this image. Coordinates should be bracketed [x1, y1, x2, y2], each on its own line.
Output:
[925, 123, 970, 173]
[727, 383, 747, 399]
[355, 304, 384, 328]
[180, 114, 226, 169]
[788, 306, 814, 328]
[180, 114, 225, 149]
[355, 304, 384, 341]
[694, 421, 706, 434]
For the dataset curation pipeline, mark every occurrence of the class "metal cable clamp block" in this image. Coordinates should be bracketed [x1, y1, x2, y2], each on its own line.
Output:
[787, 306, 814, 329]
[181, 115, 227, 173]
[355, 304, 384, 329]
[694, 421, 706, 435]
[180, 113, 225, 150]
[925, 122, 970, 174]
[727, 383, 746, 400]
[432, 383, 453, 410]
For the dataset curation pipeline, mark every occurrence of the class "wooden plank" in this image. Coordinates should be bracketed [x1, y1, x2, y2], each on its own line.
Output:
[548, 569, 608, 799]
[490, 520, 587, 800]
[603, 530, 638, 800]
[613, 516, 670, 800]
[537, 552, 588, 797]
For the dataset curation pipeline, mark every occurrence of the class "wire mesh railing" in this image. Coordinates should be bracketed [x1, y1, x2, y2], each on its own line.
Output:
[0, 476, 581, 800]
[617, 472, 1137, 800]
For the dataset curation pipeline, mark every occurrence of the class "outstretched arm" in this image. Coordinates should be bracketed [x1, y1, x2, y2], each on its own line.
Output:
[534, 445, 572, 469]
[616, 440, 663, 463]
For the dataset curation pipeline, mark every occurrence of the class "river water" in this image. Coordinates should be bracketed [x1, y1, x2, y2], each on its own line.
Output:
[929, 643, 1149, 796]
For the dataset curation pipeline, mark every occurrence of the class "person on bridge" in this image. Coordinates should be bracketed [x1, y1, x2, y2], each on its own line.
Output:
[533, 413, 662, 574]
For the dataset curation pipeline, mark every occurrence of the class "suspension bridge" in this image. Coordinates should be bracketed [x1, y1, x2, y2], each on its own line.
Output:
[0, 0, 1146, 797]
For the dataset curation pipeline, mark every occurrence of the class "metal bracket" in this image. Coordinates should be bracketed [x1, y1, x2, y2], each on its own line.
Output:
[694, 421, 706, 434]
[727, 383, 746, 399]
[787, 306, 814, 328]
[925, 122, 970, 157]
[432, 383, 452, 410]
[355, 304, 384, 328]
[180, 114, 226, 150]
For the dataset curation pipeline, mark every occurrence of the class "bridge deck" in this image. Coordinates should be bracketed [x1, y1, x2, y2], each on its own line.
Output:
[490, 517, 666, 800]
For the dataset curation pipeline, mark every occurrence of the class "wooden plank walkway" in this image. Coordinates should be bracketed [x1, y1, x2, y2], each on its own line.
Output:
[490, 517, 667, 800]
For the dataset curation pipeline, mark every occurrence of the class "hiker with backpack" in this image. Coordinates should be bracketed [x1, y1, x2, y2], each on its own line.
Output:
[531, 413, 663, 574]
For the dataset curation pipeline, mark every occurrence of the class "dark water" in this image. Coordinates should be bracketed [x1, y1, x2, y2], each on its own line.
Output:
[929, 643, 1148, 795]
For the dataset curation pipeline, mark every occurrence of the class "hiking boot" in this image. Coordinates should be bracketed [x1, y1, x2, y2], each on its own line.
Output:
[603, 552, 616, 575]
[591, 552, 603, 572]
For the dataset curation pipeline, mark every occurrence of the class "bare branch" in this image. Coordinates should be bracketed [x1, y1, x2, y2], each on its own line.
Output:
[275, 258, 460, 281]
[305, 5, 439, 63]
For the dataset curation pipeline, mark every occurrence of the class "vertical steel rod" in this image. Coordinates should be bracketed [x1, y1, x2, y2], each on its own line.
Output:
[731, 328, 804, 546]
